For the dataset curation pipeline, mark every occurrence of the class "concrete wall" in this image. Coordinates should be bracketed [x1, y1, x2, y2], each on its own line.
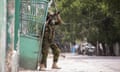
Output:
[113, 42, 120, 56]
[7, 0, 19, 72]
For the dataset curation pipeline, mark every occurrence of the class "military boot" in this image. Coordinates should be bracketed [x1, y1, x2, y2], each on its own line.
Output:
[39, 64, 46, 71]
[52, 62, 61, 69]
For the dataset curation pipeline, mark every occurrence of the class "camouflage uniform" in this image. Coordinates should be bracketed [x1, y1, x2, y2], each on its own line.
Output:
[40, 14, 61, 67]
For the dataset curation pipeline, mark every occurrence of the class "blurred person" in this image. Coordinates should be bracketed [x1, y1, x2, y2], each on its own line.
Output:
[71, 42, 77, 55]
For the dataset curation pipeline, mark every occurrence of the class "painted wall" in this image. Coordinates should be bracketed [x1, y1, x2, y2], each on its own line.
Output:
[0, 0, 7, 72]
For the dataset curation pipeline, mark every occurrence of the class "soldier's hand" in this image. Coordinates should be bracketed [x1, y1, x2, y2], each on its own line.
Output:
[55, 11, 60, 15]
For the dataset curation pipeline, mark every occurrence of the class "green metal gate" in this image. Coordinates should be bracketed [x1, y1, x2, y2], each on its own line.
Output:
[19, 0, 49, 70]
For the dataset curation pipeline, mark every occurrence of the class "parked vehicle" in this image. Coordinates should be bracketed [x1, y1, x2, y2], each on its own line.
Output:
[85, 44, 95, 56]
[81, 42, 96, 55]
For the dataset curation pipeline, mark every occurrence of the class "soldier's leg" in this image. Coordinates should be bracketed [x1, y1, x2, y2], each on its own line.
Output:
[40, 42, 49, 70]
[50, 43, 61, 69]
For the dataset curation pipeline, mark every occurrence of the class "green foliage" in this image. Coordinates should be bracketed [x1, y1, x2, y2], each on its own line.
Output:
[56, 0, 120, 43]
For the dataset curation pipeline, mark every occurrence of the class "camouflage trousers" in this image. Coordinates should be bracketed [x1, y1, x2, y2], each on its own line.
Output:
[40, 40, 60, 67]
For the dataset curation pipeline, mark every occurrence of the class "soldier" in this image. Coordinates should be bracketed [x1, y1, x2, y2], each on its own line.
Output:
[39, 10, 63, 71]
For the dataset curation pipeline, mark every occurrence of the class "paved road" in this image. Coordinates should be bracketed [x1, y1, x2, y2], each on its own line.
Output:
[19, 53, 120, 72]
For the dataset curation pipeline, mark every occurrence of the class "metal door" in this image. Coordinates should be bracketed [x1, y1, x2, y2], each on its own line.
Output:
[19, 0, 49, 70]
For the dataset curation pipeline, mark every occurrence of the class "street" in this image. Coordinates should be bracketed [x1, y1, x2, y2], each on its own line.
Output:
[19, 53, 120, 72]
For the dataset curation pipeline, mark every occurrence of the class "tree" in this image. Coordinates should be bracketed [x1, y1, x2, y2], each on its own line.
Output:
[56, 0, 120, 48]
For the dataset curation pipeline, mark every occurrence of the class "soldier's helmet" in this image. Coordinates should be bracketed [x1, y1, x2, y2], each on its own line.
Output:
[47, 10, 55, 21]
[48, 10, 54, 15]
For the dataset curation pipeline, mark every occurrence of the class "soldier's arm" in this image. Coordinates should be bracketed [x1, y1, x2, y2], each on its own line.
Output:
[55, 14, 63, 25]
